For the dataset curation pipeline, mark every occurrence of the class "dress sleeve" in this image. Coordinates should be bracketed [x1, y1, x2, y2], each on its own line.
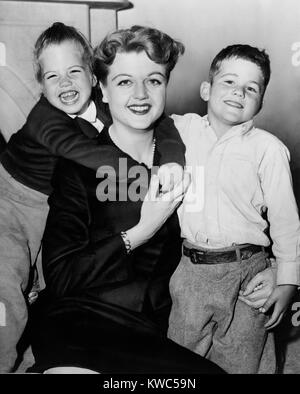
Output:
[155, 114, 186, 166]
[42, 159, 129, 298]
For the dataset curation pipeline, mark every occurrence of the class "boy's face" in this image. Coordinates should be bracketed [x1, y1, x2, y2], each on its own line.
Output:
[39, 40, 96, 115]
[201, 58, 265, 129]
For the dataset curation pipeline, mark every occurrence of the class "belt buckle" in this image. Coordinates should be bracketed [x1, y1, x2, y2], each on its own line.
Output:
[190, 250, 198, 264]
[241, 249, 253, 260]
[190, 249, 206, 264]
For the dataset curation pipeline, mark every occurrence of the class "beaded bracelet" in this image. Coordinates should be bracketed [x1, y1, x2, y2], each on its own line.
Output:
[120, 231, 132, 254]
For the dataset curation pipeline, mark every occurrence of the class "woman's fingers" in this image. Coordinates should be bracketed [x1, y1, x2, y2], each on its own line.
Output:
[240, 288, 269, 302]
[145, 174, 160, 201]
[146, 171, 190, 205]
[238, 294, 267, 309]
[241, 273, 264, 296]
[161, 172, 191, 202]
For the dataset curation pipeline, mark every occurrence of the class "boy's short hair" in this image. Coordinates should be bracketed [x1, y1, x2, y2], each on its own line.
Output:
[34, 22, 93, 83]
[94, 25, 185, 84]
[209, 44, 271, 90]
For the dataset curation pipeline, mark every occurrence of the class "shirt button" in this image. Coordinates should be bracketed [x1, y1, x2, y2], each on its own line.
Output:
[196, 232, 208, 243]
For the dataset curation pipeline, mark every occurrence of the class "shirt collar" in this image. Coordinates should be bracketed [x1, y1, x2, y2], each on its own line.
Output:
[68, 100, 97, 123]
[203, 114, 254, 139]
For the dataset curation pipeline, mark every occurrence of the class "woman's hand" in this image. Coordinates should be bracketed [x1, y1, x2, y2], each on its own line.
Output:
[157, 163, 184, 193]
[141, 172, 190, 232]
[126, 172, 190, 249]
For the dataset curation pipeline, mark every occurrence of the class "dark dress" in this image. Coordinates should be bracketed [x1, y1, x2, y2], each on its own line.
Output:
[29, 128, 225, 374]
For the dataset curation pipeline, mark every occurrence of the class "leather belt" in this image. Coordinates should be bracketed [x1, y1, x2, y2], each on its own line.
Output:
[183, 244, 264, 265]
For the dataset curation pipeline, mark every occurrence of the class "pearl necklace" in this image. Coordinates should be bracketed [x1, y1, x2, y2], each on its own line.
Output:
[149, 137, 156, 168]
[108, 127, 156, 168]
[137, 136, 156, 169]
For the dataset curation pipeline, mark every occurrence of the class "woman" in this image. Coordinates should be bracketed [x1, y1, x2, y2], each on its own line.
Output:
[29, 25, 225, 374]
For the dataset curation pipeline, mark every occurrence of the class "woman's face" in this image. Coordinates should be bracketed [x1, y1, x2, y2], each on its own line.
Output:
[100, 51, 167, 133]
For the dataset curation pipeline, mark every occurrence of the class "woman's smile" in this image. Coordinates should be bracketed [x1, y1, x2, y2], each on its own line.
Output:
[127, 104, 152, 115]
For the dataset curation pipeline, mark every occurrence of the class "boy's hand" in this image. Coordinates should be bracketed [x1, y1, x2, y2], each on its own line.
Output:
[261, 284, 298, 330]
[157, 163, 184, 193]
[238, 266, 276, 309]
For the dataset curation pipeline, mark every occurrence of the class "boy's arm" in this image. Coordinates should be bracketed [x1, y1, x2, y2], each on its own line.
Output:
[258, 140, 300, 328]
[259, 141, 300, 286]
[152, 112, 202, 166]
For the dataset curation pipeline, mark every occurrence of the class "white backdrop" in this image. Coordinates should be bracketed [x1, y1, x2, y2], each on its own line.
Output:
[0, 0, 299, 373]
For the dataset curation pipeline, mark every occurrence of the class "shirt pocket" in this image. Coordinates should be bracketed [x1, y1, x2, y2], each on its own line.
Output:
[219, 153, 258, 201]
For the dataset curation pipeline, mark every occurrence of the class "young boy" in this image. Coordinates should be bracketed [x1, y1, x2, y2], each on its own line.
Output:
[0, 22, 184, 373]
[168, 44, 300, 373]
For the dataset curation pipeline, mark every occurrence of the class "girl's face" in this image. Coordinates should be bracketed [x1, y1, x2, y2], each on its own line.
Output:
[40, 40, 96, 115]
[100, 51, 167, 134]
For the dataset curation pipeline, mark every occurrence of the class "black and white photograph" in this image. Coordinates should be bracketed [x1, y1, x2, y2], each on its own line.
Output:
[0, 0, 299, 381]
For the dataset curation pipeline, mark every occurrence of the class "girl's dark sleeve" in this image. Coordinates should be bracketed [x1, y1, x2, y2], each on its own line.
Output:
[26, 96, 119, 170]
[42, 159, 129, 298]
[155, 114, 186, 166]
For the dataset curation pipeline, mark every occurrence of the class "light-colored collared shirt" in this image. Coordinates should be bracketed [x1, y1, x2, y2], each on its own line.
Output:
[172, 113, 300, 286]
[69, 100, 104, 133]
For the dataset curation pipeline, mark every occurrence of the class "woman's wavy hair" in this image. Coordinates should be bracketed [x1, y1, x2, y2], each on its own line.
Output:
[94, 25, 185, 84]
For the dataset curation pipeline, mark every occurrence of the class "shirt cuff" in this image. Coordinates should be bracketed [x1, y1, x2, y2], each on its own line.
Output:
[276, 261, 300, 286]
